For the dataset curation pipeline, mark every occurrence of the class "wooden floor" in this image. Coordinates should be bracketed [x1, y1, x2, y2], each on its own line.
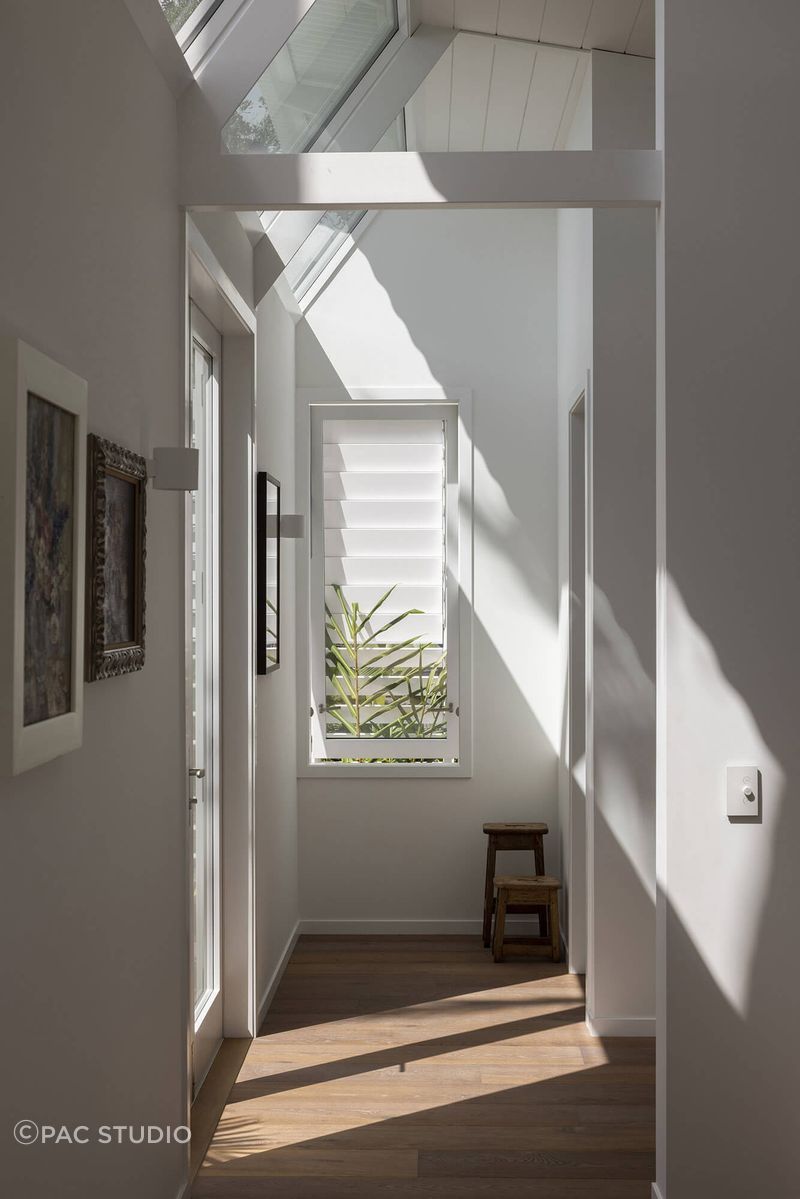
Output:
[193, 936, 655, 1198]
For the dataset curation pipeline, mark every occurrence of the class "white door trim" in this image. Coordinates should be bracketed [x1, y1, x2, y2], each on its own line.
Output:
[183, 217, 257, 1137]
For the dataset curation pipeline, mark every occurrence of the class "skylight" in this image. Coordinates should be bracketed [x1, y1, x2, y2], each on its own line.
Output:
[223, 0, 399, 153]
[159, 0, 224, 46]
[282, 115, 405, 303]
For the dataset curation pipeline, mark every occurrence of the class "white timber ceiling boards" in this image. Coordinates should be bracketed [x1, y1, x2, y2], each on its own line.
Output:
[405, 33, 588, 152]
[412, 0, 655, 57]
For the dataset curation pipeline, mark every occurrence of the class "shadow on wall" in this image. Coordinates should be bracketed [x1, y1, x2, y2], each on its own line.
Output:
[660, 578, 799, 1197]
[298, 210, 561, 742]
[292, 221, 565, 920]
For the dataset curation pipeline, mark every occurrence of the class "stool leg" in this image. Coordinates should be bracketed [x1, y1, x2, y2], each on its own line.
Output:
[482, 839, 497, 948]
[549, 891, 561, 962]
[492, 888, 508, 963]
[533, 834, 547, 936]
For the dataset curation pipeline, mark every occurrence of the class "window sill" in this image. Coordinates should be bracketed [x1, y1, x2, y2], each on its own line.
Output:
[298, 762, 472, 781]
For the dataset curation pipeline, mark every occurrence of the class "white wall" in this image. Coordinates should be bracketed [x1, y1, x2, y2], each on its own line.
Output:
[0, 3, 186, 1197]
[557, 52, 656, 1027]
[296, 209, 560, 929]
[557, 61, 592, 970]
[659, 2, 800, 1193]
[556, 49, 657, 1021]
[255, 287, 300, 1015]
[191, 212, 255, 312]
[588, 51, 656, 1032]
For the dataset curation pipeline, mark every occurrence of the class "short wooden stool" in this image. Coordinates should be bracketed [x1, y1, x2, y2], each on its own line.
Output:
[492, 875, 562, 963]
[482, 822, 548, 947]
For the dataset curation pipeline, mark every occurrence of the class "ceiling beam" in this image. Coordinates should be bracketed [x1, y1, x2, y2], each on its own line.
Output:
[180, 149, 663, 212]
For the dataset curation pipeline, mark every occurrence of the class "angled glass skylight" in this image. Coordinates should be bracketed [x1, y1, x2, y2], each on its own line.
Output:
[282, 115, 405, 302]
[159, 0, 224, 46]
[223, 0, 399, 153]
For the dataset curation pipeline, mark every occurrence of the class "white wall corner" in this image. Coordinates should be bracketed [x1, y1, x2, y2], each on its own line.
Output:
[257, 921, 301, 1030]
[585, 1012, 656, 1038]
[272, 274, 304, 324]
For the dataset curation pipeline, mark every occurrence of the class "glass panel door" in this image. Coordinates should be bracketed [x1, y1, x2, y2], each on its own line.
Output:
[188, 305, 222, 1094]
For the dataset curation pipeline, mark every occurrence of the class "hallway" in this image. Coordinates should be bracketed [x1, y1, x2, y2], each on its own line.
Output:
[193, 937, 655, 1197]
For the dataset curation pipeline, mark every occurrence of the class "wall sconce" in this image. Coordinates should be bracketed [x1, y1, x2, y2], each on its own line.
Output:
[147, 447, 199, 491]
[280, 514, 305, 539]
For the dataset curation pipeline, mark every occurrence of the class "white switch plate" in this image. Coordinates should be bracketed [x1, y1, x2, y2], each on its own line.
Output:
[726, 765, 760, 818]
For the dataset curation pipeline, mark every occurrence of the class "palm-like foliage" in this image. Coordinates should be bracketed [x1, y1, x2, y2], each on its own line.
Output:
[325, 585, 447, 740]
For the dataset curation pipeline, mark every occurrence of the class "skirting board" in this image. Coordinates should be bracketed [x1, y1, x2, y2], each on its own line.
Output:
[299, 918, 542, 936]
[257, 921, 300, 1029]
[652, 1184, 665, 1199]
[586, 1013, 656, 1037]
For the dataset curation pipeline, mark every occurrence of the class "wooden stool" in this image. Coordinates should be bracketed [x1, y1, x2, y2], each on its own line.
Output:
[492, 875, 562, 963]
[482, 822, 548, 947]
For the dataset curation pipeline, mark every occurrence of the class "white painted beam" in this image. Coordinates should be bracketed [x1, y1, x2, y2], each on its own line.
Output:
[181, 148, 663, 211]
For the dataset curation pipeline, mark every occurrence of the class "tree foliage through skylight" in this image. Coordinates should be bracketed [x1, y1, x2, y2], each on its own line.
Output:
[159, 0, 204, 34]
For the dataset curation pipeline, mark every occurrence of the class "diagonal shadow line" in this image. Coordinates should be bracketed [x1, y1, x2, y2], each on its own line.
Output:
[228, 1004, 595, 1105]
[260, 964, 572, 1034]
[196, 1063, 656, 1192]
[195, 939, 655, 1194]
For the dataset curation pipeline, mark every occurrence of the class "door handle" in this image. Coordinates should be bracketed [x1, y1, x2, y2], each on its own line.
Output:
[189, 766, 205, 807]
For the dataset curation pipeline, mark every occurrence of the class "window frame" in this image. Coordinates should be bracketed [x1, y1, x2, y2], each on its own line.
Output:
[297, 387, 473, 779]
[221, 0, 405, 156]
[162, 0, 227, 51]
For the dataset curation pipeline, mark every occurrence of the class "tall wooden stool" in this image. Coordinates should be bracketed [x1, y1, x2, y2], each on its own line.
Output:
[492, 875, 562, 962]
[482, 822, 548, 947]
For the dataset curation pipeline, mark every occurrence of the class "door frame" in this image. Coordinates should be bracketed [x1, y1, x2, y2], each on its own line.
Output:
[181, 217, 257, 1140]
[567, 389, 589, 975]
[187, 303, 223, 1093]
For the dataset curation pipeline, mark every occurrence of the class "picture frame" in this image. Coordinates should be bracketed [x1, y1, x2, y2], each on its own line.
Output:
[0, 338, 87, 775]
[256, 471, 280, 675]
[86, 435, 147, 681]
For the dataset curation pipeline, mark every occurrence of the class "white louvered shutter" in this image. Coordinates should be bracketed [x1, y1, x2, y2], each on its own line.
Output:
[310, 406, 459, 761]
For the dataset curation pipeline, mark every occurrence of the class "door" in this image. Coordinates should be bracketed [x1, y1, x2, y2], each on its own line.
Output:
[187, 304, 222, 1094]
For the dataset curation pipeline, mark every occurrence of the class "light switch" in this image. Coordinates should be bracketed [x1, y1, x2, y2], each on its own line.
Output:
[726, 765, 760, 818]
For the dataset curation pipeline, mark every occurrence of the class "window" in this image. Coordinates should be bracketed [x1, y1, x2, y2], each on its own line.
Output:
[282, 115, 406, 303]
[286, 211, 366, 301]
[307, 400, 471, 768]
[159, 0, 224, 48]
[222, 0, 399, 153]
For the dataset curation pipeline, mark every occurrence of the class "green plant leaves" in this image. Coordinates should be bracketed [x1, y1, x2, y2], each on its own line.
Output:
[325, 587, 447, 742]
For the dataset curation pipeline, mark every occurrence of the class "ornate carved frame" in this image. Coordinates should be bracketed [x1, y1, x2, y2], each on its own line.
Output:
[86, 435, 147, 681]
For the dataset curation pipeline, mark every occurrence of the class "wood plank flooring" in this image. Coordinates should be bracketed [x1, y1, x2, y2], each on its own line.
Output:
[193, 936, 655, 1198]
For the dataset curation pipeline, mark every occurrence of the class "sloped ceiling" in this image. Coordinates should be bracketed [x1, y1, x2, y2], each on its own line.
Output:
[405, 33, 589, 151]
[411, 0, 655, 58]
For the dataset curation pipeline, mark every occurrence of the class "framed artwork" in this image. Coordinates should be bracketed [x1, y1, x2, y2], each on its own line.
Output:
[0, 338, 87, 775]
[86, 435, 147, 681]
[256, 471, 280, 675]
